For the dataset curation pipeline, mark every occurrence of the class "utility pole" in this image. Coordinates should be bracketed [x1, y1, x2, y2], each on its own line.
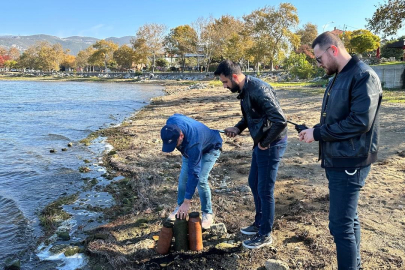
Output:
[323, 21, 334, 32]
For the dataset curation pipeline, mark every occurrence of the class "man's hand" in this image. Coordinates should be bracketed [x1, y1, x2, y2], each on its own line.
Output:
[224, 127, 240, 138]
[295, 124, 309, 133]
[176, 199, 191, 219]
[258, 142, 269, 150]
[299, 128, 315, 143]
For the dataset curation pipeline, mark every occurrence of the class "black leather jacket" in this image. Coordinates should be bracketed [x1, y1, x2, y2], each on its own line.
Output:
[313, 56, 382, 168]
[235, 76, 287, 147]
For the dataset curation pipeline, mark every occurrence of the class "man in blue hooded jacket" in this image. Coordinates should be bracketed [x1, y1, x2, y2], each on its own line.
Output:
[161, 114, 222, 229]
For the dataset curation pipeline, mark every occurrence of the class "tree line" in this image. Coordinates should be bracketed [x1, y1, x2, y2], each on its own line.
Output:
[0, 1, 403, 78]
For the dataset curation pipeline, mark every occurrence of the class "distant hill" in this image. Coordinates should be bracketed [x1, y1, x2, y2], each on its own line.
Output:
[0, 34, 134, 55]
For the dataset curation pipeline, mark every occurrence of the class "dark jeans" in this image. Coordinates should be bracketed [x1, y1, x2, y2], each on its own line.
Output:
[248, 143, 287, 236]
[326, 165, 371, 270]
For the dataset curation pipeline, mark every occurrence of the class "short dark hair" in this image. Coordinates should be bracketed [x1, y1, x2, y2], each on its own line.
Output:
[214, 60, 242, 77]
[312, 31, 344, 50]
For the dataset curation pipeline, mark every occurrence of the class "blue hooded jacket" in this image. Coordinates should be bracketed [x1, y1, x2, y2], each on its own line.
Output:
[166, 114, 222, 199]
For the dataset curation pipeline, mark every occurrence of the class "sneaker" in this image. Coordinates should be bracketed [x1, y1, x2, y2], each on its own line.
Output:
[240, 224, 259, 235]
[201, 212, 214, 230]
[242, 233, 273, 249]
[167, 205, 180, 221]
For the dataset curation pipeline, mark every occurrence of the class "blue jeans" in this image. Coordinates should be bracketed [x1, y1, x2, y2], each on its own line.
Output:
[248, 143, 287, 236]
[326, 165, 371, 270]
[177, 148, 221, 214]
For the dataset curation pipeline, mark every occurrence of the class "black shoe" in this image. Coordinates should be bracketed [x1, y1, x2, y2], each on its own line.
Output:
[242, 234, 273, 249]
[240, 224, 259, 235]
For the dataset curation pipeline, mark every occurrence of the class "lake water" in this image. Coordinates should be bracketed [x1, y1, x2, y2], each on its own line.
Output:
[0, 80, 163, 269]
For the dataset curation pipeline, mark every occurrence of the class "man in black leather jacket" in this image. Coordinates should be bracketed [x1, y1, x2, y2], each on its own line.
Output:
[214, 60, 288, 249]
[299, 32, 382, 269]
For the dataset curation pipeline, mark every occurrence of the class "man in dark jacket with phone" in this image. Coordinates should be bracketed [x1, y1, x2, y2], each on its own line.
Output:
[299, 32, 382, 269]
[214, 60, 288, 249]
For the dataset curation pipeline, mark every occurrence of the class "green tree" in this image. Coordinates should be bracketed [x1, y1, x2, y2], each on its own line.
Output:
[192, 16, 215, 72]
[224, 32, 247, 62]
[61, 54, 76, 70]
[51, 43, 65, 70]
[339, 31, 355, 53]
[36, 42, 56, 71]
[296, 22, 318, 46]
[243, 3, 299, 71]
[76, 46, 95, 72]
[381, 37, 405, 59]
[132, 37, 150, 69]
[107, 60, 118, 71]
[4, 60, 17, 70]
[131, 23, 167, 72]
[18, 46, 36, 70]
[89, 40, 119, 71]
[164, 25, 197, 72]
[295, 44, 315, 63]
[284, 52, 315, 79]
[20, 42, 65, 71]
[113, 45, 135, 70]
[209, 15, 246, 61]
[155, 58, 168, 70]
[366, 0, 405, 37]
[349, 29, 380, 54]
[294, 23, 318, 63]
[194, 15, 243, 72]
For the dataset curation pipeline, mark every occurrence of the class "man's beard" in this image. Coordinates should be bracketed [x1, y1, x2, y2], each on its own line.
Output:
[228, 80, 240, 93]
[325, 65, 338, 76]
[324, 58, 339, 75]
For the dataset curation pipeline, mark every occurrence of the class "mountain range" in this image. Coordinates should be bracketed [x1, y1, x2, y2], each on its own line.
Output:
[0, 34, 134, 55]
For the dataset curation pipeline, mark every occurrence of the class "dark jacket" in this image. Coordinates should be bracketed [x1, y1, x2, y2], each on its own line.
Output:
[234, 76, 287, 147]
[313, 56, 382, 168]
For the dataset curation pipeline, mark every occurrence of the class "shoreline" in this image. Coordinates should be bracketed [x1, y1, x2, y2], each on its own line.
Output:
[0, 73, 214, 84]
[0, 79, 168, 269]
[4, 78, 403, 269]
[34, 84, 169, 269]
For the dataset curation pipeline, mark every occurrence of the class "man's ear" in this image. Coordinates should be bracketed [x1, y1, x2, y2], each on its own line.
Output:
[331, 45, 339, 56]
[232, 74, 239, 82]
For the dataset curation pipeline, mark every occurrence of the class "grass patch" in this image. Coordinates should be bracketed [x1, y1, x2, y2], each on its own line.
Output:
[383, 88, 405, 103]
[209, 80, 223, 87]
[209, 77, 329, 89]
[39, 193, 79, 233]
[372, 62, 404, 66]
[270, 80, 329, 88]
[279, 86, 325, 95]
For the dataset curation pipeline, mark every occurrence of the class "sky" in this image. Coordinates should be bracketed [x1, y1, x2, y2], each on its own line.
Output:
[2, 0, 404, 39]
